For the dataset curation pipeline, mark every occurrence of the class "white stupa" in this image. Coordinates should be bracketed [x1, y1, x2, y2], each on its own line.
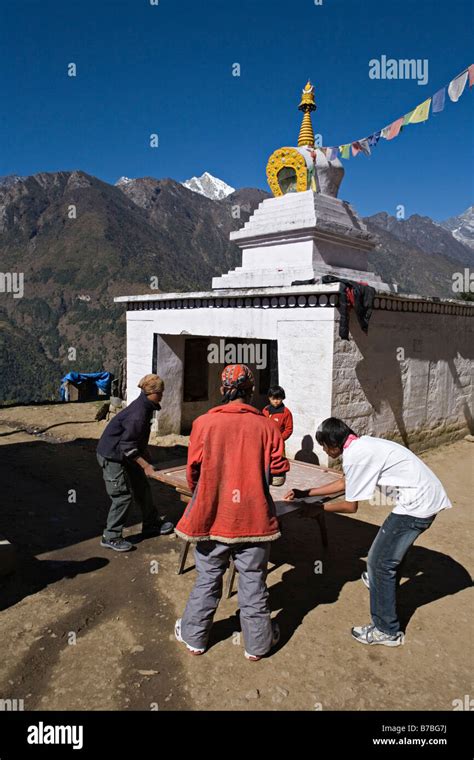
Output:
[214, 80, 389, 291]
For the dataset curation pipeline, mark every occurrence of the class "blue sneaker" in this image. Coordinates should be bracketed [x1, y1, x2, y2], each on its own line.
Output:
[142, 520, 174, 537]
[100, 536, 133, 552]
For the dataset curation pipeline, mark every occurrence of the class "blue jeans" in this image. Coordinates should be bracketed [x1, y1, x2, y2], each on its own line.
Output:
[367, 511, 436, 635]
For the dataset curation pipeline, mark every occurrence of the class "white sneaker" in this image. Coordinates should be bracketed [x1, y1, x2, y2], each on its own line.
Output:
[245, 622, 280, 661]
[174, 618, 206, 655]
[351, 623, 404, 647]
[361, 571, 370, 589]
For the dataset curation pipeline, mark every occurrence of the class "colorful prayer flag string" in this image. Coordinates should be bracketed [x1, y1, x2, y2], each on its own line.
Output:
[322, 64, 472, 160]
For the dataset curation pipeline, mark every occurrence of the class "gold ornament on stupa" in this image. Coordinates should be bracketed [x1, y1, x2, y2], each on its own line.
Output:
[266, 80, 319, 197]
[297, 80, 316, 147]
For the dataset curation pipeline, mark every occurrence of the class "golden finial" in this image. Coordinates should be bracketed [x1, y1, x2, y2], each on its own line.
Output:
[298, 80, 316, 111]
[297, 80, 316, 147]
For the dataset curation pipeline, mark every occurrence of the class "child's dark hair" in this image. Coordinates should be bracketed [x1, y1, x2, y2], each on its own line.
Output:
[315, 418, 357, 449]
[267, 385, 285, 400]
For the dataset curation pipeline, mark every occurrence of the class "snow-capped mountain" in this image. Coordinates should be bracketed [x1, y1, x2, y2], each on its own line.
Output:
[182, 172, 235, 200]
[440, 206, 474, 251]
[115, 176, 134, 186]
[0, 174, 23, 188]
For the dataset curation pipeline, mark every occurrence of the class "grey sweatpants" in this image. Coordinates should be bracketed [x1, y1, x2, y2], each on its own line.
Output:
[180, 540, 273, 657]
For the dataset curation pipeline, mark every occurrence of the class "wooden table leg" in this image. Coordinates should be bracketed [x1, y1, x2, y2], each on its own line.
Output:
[316, 511, 329, 548]
[225, 559, 237, 598]
[177, 540, 190, 574]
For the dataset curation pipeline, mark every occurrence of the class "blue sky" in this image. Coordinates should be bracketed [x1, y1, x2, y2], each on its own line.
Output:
[0, 0, 472, 220]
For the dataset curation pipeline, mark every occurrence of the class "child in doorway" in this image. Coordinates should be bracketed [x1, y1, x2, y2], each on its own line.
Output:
[263, 385, 293, 443]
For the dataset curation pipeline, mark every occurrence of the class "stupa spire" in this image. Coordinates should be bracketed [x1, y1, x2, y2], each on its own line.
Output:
[297, 80, 316, 147]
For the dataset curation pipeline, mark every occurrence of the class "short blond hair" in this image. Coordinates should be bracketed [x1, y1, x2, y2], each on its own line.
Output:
[138, 374, 164, 395]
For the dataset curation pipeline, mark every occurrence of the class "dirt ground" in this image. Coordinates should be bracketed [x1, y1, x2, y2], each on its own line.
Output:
[0, 402, 472, 711]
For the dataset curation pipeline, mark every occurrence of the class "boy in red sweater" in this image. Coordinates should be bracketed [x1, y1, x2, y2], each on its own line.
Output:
[262, 385, 293, 442]
[174, 364, 289, 661]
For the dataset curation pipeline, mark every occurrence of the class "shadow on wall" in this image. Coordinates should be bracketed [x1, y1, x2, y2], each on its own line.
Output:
[294, 434, 319, 465]
[447, 357, 474, 434]
[349, 314, 474, 445]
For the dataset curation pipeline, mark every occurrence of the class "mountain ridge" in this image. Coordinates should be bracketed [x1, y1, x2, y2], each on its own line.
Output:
[0, 169, 472, 403]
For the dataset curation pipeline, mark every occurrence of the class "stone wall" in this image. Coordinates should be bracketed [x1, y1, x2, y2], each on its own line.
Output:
[331, 309, 474, 452]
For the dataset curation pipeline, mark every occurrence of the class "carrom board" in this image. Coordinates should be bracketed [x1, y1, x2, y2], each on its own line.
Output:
[154, 459, 344, 517]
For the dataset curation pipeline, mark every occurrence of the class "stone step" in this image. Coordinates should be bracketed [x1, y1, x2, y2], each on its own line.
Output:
[241, 210, 357, 230]
[259, 192, 346, 208]
[244, 201, 365, 229]
[249, 206, 336, 219]
[233, 219, 366, 239]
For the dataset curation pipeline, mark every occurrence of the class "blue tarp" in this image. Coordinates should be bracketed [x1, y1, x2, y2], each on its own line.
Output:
[60, 371, 113, 401]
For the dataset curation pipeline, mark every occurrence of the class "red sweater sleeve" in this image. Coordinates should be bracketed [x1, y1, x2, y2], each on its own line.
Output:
[186, 419, 204, 492]
[281, 408, 293, 441]
[270, 427, 290, 476]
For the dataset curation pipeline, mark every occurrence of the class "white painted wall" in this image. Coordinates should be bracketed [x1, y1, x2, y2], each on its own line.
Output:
[125, 306, 336, 447]
[277, 316, 335, 465]
[125, 303, 474, 457]
[125, 317, 155, 403]
[241, 240, 314, 270]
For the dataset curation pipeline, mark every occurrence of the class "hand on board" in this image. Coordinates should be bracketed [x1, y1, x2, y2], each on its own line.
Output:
[284, 488, 310, 501]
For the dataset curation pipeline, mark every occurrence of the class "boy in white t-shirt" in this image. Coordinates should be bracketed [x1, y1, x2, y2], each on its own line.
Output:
[284, 417, 452, 647]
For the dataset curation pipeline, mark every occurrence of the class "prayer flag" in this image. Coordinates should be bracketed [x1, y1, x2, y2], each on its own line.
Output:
[368, 131, 381, 147]
[402, 110, 414, 125]
[448, 71, 468, 102]
[469, 64, 474, 88]
[384, 117, 404, 139]
[358, 138, 371, 156]
[409, 99, 431, 123]
[339, 144, 351, 159]
[432, 88, 446, 113]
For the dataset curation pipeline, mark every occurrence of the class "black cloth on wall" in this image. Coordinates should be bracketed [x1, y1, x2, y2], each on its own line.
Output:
[321, 275, 376, 340]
